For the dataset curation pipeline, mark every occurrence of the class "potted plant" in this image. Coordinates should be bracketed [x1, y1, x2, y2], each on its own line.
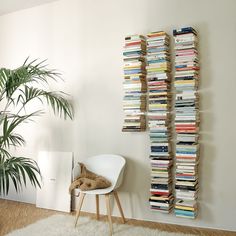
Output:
[0, 58, 74, 195]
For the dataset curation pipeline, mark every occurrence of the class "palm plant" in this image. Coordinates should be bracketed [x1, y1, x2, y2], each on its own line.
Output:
[0, 58, 74, 195]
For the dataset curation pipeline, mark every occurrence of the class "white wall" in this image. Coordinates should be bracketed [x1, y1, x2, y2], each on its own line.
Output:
[0, 0, 236, 231]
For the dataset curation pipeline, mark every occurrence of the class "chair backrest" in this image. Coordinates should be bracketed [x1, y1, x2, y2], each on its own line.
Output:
[73, 154, 126, 190]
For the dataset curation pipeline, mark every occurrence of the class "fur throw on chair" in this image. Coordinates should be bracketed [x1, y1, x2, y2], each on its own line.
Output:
[69, 163, 111, 193]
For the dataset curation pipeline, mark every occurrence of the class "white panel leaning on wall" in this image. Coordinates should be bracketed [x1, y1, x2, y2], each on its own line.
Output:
[36, 151, 73, 213]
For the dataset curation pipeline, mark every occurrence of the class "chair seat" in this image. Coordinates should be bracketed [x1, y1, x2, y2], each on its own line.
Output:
[74, 184, 115, 195]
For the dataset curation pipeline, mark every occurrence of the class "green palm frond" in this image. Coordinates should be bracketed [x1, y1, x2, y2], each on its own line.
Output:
[44, 91, 74, 119]
[0, 133, 25, 149]
[0, 69, 13, 103]
[5, 68, 31, 99]
[0, 156, 41, 195]
[17, 86, 74, 119]
[0, 111, 43, 149]
[22, 57, 60, 84]
[0, 58, 74, 195]
[0, 58, 61, 105]
[0, 148, 11, 158]
[0, 68, 11, 93]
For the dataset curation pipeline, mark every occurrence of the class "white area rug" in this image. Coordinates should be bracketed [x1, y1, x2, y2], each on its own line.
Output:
[6, 214, 194, 236]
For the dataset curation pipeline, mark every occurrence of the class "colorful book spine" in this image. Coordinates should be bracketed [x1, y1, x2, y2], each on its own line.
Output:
[173, 27, 200, 219]
[146, 31, 174, 213]
[122, 35, 147, 132]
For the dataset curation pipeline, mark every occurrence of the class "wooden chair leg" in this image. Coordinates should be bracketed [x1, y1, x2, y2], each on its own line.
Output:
[96, 195, 100, 220]
[105, 193, 113, 235]
[74, 192, 86, 227]
[113, 191, 126, 224]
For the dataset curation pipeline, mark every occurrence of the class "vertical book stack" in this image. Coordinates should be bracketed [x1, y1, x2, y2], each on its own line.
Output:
[122, 35, 147, 132]
[173, 27, 200, 219]
[146, 31, 174, 213]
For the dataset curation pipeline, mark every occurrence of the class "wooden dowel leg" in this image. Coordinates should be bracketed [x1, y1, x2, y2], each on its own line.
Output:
[74, 192, 85, 227]
[96, 195, 100, 220]
[105, 193, 113, 235]
[113, 191, 125, 224]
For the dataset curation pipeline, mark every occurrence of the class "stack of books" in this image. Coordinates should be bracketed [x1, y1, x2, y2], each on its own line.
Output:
[146, 31, 173, 213]
[122, 35, 147, 132]
[149, 159, 174, 213]
[173, 27, 200, 219]
[175, 199, 197, 219]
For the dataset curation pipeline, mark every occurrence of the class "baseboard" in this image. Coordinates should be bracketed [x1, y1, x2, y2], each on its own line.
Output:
[77, 210, 236, 234]
[129, 215, 236, 233]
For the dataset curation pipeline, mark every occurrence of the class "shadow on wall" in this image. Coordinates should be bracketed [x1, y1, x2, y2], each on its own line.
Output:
[34, 115, 74, 153]
[120, 155, 150, 218]
[197, 22, 215, 223]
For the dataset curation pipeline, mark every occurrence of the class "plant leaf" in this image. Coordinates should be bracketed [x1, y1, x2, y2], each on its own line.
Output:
[0, 156, 41, 195]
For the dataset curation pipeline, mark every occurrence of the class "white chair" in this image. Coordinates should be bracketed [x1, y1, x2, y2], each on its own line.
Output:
[73, 154, 126, 235]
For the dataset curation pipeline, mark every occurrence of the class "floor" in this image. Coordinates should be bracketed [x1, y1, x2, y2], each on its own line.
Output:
[0, 199, 235, 236]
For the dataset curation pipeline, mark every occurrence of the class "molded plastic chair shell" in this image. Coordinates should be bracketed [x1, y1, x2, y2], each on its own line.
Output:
[73, 154, 126, 195]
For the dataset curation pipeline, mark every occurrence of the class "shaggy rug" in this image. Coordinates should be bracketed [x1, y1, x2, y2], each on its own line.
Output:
[6, 214, 194, 236]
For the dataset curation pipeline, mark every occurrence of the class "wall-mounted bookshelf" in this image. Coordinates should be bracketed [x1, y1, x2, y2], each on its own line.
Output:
[122, 28, 201, 218]
[122, 35, 147, 132]
[146, 31, 174, 213]
[173, 27, 200, 219]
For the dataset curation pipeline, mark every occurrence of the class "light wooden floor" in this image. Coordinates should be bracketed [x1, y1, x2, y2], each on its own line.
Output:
[0, 199, 235, 236]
